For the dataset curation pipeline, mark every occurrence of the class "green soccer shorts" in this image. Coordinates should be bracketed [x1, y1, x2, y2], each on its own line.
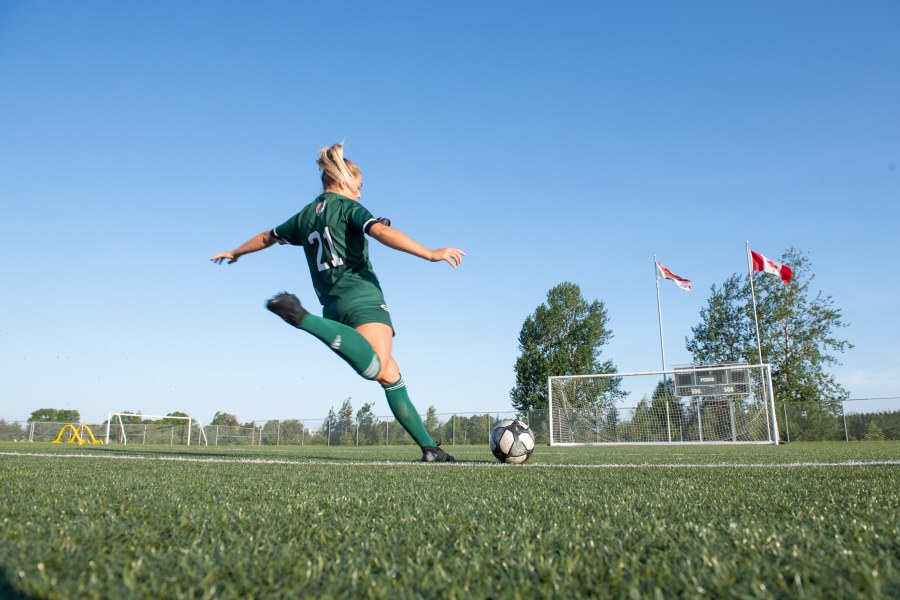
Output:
[323, 302, 394, 333]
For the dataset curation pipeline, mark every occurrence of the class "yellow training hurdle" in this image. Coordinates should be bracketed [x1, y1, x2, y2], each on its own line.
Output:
[53, 423, 104, 445]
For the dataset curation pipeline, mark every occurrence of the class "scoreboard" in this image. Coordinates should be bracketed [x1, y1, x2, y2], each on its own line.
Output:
[674, 365, 750, 397]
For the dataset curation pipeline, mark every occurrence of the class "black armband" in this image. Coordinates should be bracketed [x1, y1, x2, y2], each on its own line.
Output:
[364, 217, 392, 235]
[270, 228, 288, 245]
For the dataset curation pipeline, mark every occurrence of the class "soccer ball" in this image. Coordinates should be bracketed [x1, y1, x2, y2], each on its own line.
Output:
[489, 419, 535, 464]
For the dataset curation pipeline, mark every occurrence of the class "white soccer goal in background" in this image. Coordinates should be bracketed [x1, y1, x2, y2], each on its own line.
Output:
[104, 413, 208, 446]
[548, 364, 779, 445]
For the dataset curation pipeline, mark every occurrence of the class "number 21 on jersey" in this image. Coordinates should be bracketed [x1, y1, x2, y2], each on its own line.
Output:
[308, 227, 344, 271]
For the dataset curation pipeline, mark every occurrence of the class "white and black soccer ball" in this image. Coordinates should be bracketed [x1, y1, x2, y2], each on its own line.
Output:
[489, 419, 535, 464]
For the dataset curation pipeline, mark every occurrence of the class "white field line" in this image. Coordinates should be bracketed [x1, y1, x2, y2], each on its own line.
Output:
[0, 451, 898, 469]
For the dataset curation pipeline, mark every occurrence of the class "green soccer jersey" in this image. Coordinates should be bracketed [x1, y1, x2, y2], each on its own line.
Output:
[271, 193, 386, 315]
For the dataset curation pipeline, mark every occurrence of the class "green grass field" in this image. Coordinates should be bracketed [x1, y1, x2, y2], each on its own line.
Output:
[1, 442, 897, 599]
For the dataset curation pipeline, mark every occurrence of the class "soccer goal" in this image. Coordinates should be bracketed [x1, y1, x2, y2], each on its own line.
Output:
[104, 413, 208, 446]
[548, 364, 779, 445]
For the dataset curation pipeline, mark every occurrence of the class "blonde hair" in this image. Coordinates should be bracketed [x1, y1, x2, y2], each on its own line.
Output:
[317, 143, 360, 190]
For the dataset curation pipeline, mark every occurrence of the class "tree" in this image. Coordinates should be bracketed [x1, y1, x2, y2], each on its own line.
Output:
[356, 403, 379, 445]
[425, 406, 439, 433]
[864, 420, 885, 441]
[453, 413, 494, 445]
[845, 411, 900, 441]
[278, 419, 306, 444]
[686, 274, 755, 364]
[787, 401, 842, 441]
[511, 282, 616, 411]
[337, 398, 355, 445]
[323, 407, 338, 445]
[0, 419, 26, 441]
[28, 408, 81, 423]
[686, 248, 852, 407]
[649, 378, 686, 441]
[753, 249, 852, 406]
[627, 397, 653, 442]
[162, 411, 190, 424]
[260, 420, 280, 445]
[211, 411, 239, 427]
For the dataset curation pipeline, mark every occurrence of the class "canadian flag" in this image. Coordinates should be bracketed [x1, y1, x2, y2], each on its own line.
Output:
[750, 250, 792, 284]
[656, 260, 692, 291]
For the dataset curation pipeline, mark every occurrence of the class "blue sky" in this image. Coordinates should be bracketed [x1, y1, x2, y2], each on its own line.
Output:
[1, 1, 898, 424]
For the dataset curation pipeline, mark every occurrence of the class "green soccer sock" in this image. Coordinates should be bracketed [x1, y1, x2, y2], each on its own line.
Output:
[383, 377, 436, 448]
[297, 314, 381, 380]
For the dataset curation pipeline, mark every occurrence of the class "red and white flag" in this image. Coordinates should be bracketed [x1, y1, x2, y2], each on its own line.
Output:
[656, 260, 692, 291]
[750, 250, 792, 284]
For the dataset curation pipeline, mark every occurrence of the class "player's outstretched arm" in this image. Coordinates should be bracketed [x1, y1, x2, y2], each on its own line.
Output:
[210, 230, 276, 265]
[368, 222, 465, 268]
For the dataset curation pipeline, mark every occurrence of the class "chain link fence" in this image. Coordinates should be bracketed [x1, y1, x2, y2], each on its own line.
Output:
[0, 411, 544, 446]
[778, 397, 900, 442]
[1, 398, 896, 445]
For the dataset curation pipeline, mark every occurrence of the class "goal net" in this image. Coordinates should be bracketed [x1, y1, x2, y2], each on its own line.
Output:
[548, 364, 779, 445]
[104, 413, 208, 446]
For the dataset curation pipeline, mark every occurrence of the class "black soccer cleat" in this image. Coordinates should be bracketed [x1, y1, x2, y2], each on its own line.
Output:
[421, 444, 455, 463]
[266, 292, 309, 327]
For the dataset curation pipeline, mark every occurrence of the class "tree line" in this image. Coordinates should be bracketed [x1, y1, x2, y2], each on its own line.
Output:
[206, 401, 518, 446]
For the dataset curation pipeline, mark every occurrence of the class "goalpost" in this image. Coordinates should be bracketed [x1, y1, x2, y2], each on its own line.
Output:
[548, 363, 779, 445]
[104, 413, 208, 446]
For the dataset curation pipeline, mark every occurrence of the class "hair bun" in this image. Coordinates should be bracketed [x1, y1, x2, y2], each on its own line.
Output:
[317, 143, 359, 190]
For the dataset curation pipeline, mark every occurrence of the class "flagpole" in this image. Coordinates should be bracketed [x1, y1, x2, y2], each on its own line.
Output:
[746, 241, 764, 365]
[654, 256, 673, 443]
[654, 255, 667, 371]
[747, 242, 780, 445]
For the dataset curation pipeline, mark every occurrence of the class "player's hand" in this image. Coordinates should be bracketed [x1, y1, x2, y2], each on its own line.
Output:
[430, 248, 466, 268]
[210, 252, 238, 265]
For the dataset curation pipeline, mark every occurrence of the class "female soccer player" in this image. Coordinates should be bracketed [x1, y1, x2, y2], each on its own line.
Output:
[211, 143, 465, 462]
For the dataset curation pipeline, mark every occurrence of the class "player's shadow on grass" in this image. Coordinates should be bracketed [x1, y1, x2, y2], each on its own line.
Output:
[0, 570, 33, 599]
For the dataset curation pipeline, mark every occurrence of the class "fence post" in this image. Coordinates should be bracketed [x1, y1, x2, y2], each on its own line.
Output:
[782, 400, 791, 443]
[277, 420, 281, 446]
[29, 421, 35, 442]
[842, 401, 849, 442]
[616, 407, 620, 442]
[696, 399, 703, 442]
[728, 398, 737, 442]
[664, 397, 672, 443]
